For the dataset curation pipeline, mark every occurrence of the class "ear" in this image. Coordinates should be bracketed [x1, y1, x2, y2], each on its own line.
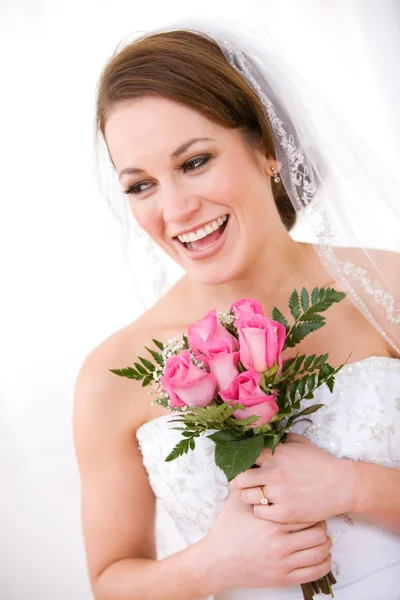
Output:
[257, 150, 280, 179]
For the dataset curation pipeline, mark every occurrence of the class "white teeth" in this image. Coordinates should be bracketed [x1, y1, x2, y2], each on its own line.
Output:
[196, 228, 207, 239]
[177, 215, 228, 243]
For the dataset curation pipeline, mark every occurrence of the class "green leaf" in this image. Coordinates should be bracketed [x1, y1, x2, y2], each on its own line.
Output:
[156, 397, 170, 408]
[139, 356, 155, 372]
[236, 414, 261, 427]
[297, 377, 307, 398]
[294, 354, 306, 371]
[214, 436, 264, 481]
[276, 358, 296, 383]
[262, 362, 279, 379]
[306, 373, 316, 393]
[182, 334, 189, 349]
[300, 287, 309, 312]
[281, 357, 295, 373]
[289, 380, 299, 403]
[320, 363, 335, 379]
[272, 307, 289, 330]
[165, 438, 194, 462]
[306, 288, 346, 316]
[207, 430, 242, 443]
[295, 403, 324, 417]
[284, 403, 325, 428]
[299, 313, 325, 323]
[289, 289, 301, 320]
[142, 374, 153, 387]
[263, 435, 281, 453]
[145, 346, 163, 366]
[311, 287, 320, 305]
[152, 338, 165, 351]
[133, 361, 147, 375]
[314, 353, 328, 368]
[303, 354, 316, 371]
[276, 387, 288, 411]
[109, 367, 141, 380]
[285, 321, 325, 347]
[326, 376, 335, 393]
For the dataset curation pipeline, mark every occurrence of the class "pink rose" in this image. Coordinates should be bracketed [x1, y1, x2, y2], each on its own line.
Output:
[188, 309, 237, 358]
[161, 350, 217, 408]
[201, 337, 240, 391]
[235, 313, 286, 374]
[231, 298, 265, 319]
[219, 370, 279, 428]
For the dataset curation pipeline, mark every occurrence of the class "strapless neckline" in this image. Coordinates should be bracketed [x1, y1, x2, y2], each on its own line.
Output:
[136, 353, 400, 598]
[136, 354, 399, 436]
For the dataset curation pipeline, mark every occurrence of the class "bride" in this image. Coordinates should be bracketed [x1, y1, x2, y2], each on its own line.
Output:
[73, 18, 400, 600]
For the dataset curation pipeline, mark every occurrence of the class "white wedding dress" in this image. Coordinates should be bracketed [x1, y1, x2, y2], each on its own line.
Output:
[137, 356, 400, 599]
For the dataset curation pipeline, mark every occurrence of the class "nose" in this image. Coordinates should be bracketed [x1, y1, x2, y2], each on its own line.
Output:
[161, 182, 201, 225]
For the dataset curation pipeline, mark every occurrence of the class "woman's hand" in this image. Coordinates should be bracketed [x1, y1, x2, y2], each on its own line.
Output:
[231, 433, 357, 524]
[199, 488, 332, 595]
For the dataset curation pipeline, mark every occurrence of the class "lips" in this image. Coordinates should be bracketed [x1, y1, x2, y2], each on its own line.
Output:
[174, 215, 230, 261]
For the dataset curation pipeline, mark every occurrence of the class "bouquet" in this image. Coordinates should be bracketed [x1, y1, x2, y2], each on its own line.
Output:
[111, 287, 346, 599]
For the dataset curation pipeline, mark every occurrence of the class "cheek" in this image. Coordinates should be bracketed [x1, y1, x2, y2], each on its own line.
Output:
[131, 203, 162, 237]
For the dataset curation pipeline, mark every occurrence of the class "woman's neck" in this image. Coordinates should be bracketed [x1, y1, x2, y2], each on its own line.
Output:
[179, 238, 325, 318]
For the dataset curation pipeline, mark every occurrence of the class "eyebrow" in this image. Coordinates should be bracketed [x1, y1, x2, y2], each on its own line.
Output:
[118, 137, 216, 181]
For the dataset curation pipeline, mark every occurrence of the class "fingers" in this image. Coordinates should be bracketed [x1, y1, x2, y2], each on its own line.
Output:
[232, 465, 271, 490]
[286, 521, 329, 554]
[288, 537, 332, 571]
[283, 555, 332, 587]
[280, 521, 319, 533]
[241, 485, 272, 505]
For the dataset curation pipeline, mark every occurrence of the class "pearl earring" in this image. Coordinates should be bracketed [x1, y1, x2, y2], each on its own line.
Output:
[271, 166, 281, 183]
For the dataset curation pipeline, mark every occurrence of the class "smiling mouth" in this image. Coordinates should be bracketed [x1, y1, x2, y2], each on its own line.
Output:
[175, 215, 229, 251]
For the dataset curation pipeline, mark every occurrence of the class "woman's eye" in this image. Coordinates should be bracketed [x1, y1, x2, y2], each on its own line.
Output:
[182, 154, 212, 173]
[123, 181, 152, 196]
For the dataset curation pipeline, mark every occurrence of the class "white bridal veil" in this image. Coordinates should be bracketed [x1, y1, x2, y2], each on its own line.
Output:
[94, 16, 400, 354]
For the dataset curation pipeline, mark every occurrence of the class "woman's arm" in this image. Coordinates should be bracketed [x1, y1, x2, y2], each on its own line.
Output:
[73, 337, 213, 600]
[74, 331, 334, 598]
[349, 460, 400, 531]
[233, 434, 400, 531]
[94, 546, 212, 600]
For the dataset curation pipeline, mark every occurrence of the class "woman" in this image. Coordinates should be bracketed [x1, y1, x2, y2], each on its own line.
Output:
[73, 20, 400, 600]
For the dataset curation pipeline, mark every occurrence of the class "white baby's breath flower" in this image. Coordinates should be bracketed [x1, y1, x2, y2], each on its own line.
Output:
[218, 310, 236, 327]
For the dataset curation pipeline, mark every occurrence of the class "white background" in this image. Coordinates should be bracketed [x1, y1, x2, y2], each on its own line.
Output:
[1, 1, 399, 598]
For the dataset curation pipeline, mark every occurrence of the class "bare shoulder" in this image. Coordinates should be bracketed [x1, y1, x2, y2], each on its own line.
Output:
[73, 317, 156, 437]
[72, 313, 170, 587]
[340, 245, 399, 268]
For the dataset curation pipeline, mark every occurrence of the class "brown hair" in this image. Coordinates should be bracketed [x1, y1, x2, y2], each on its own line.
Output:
[96, 29, 296, 230]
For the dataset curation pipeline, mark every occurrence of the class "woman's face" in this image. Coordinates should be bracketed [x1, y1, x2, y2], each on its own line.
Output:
[105, 96, 281, 285]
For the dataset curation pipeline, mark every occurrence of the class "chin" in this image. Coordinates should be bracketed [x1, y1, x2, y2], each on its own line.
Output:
[187, 259, 245, 287]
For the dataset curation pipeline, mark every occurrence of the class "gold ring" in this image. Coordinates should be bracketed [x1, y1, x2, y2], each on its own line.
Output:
[259, 485, 269, 505]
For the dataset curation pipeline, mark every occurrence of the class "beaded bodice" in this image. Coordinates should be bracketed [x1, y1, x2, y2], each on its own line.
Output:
[136, 356, 400, 598]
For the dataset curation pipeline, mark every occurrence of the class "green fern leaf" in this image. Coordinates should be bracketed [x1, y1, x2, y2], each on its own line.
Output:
[272, 307, 289, 330]
[300, 287, 309, 311]
[139, 356, 155, 371]
[152, 338, 165, 351]
[145, 347, 163, 366]
[109, 367, 141, 380]
[165, 438, 193, 462]
[311, 287, 320, 305]
[289, 289, 301, 320]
